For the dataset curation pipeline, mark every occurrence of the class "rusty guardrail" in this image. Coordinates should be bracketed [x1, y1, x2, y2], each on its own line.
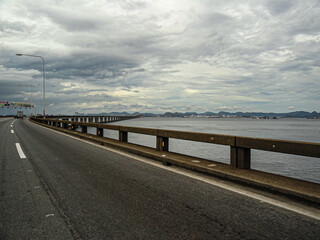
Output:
[31, 117, 320, 170]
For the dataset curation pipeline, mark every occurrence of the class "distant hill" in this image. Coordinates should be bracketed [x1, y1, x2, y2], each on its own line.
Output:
[84, 111, 320, 118]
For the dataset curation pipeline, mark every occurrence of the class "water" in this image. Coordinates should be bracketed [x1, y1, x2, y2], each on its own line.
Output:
[82, 117, 320, 184]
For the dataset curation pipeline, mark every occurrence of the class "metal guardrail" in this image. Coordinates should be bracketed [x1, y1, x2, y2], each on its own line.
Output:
[31, 117, 320, 170]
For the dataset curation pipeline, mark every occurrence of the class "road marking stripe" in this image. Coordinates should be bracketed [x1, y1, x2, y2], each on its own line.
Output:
[15, 143, 26, 159]
[11, 130, 14, 133]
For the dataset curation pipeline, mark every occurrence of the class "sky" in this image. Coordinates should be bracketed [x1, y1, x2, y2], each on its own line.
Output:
[0, 0, 319, 115]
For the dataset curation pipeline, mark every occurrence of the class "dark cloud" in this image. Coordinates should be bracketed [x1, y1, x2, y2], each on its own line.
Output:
[266, 0, 294, 15]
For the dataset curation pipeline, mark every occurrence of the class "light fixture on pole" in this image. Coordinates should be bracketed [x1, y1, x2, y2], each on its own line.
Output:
[16, 53, 46, 118]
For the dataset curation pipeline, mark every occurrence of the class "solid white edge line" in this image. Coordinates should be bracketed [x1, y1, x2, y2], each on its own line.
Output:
[15, 143, 26, 159]
[30, 120, 320, 220]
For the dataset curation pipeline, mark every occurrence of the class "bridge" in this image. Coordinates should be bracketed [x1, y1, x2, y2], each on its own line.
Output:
[1, 116, 319, 239]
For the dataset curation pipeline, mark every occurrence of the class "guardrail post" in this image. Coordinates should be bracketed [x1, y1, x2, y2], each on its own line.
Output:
[119, 131, 128, 142]
[157, 136, 169, 151]
[230, 146, 251, 169]
[97, 127, 103, 137]
[81, 126, 87, 133]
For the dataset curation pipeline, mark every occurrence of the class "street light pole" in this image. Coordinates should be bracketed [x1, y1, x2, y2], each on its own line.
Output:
[16, 54, 46, 118]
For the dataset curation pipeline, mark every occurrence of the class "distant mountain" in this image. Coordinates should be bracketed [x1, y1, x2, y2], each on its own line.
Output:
[83, 111, 320, 118]
[202, 112, 217, 116]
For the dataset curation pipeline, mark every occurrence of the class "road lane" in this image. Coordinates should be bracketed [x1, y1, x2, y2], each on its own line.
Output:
[0, 118, 73, 239]
[2, 118, 320, 239]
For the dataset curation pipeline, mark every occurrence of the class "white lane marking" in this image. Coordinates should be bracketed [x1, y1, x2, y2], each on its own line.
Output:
[31, 121, 320, 220]
[10, 125, 13, 128]
[15, 143, 26, 159]
[45, 214, 55, 218]
[11, 130, 14, 133]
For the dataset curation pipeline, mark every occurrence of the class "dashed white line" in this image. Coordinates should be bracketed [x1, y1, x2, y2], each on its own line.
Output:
[11, 130, 14, 133]
[15, 143, 26, 159]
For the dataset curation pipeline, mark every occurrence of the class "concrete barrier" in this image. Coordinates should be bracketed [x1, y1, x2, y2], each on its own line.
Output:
[31, 117, 320, 171]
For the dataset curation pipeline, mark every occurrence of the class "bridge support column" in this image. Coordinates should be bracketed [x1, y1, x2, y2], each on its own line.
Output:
[81, 126, 87, 133]
[231, 146, 251, 169]
[119, 131, 128, 142]
[97, 128, 103, 137]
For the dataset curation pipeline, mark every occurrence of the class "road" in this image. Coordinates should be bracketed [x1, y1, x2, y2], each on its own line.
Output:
[0, 118, 319, 239]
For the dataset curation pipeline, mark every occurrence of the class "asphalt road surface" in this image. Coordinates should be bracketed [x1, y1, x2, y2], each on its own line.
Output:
[1, 118, 319, 239]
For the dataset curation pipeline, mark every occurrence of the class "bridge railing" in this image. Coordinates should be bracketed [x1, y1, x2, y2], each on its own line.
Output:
[31, 117, 320, 170]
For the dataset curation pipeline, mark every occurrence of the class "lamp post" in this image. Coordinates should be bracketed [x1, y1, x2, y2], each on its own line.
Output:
[16, 54, 46, 118]
[18, 84, 34, 117]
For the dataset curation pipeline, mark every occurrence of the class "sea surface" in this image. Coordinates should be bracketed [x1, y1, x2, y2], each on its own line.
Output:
[84, 117, 320, 184]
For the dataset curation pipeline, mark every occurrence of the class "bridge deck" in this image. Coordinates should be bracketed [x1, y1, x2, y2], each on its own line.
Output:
[1, 117, 320, 239]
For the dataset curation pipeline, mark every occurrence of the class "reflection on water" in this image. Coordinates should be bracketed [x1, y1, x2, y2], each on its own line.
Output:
[81, 117, 320, 184]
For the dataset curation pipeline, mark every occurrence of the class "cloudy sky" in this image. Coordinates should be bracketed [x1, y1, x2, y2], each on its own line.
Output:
[0, 0, 319, 115]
